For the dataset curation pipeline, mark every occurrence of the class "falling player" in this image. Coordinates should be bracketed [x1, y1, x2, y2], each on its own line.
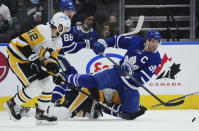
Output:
[53, 30, 162, 120]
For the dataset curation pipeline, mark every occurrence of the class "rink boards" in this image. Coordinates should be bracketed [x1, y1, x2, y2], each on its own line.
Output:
[0, 41, 199, 110]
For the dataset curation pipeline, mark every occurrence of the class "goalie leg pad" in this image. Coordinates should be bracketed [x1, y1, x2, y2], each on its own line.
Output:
[48, 106, 72, 121]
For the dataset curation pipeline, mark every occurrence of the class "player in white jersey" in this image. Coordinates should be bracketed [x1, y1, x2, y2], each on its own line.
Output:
[4, 12, 71, 125]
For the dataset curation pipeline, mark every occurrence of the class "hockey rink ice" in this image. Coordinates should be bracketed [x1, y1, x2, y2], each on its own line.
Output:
[0, 110, 199, 131]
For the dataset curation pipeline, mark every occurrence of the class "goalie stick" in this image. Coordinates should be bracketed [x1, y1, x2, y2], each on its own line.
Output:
[151, 91, 199, 108]
[120, 15, 144, 37]
[102, 53, 184, 107]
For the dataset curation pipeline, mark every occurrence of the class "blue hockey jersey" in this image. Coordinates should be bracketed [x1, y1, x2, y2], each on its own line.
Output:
[60, 26, 99, 54]
[73, 25, 99, 45]
[60, 27, 85, 54]
[104, 35, 161, 88]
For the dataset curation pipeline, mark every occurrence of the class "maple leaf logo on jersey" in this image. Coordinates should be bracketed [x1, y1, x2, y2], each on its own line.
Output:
[121, 55, 139, 75]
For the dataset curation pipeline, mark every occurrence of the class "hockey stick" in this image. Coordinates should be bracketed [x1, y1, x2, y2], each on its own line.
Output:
[41, 67, 125, 117]
[151, 91, 199, 108]
[120, 15, 144, 37]
[102, 53, 184, 107]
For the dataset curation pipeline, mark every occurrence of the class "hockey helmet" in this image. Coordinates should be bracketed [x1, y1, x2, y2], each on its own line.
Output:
[60, 0, 75, 11]
[50, 12, 71, 37]
[147, 30, 162, 41]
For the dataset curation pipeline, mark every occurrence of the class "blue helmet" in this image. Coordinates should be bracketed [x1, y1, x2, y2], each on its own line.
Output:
[60, 0, 75, 11]
[147, 30, 162, 41]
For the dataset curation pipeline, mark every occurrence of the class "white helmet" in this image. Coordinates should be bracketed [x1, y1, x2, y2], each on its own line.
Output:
[50, 12, 71, 37]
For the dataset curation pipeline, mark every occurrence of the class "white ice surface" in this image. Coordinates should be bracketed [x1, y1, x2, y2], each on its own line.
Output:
[0, 110, 199, 131]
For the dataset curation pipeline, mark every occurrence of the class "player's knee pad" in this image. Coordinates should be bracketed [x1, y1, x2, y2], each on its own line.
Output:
[93, 67, 121, 90]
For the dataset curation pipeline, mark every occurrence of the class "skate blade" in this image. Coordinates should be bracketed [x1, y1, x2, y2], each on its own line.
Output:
[3, 103, 19, 122]
[36, 120, 57, 125]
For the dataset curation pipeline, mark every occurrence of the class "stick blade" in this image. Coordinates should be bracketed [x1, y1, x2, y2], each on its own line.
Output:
[165, 100, 184, 106]
[152, 100, 184, 108]
[133, 15, 144, 34]
[121, 15, 144, 36]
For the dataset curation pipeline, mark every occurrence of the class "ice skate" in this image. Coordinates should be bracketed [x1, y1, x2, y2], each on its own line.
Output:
[4, 98, 22, 121]
[35, 104, 57, 125]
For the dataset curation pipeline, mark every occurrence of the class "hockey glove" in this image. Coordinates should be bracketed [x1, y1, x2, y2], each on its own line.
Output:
[53, 72, 66, 86]
[43, 48, 54, 59]
[115, 64, 134, 78]
[46, 62, 59, 74]
[28, 53, 41, 74]
[114, 65, 128, 77]
[91, 42, 105, 55]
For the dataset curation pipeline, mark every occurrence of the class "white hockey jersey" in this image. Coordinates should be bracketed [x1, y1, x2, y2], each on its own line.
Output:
[7, 24, 62, 64]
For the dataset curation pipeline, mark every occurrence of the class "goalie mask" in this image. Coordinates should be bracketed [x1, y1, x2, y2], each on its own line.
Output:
[50, 12, 71, 37]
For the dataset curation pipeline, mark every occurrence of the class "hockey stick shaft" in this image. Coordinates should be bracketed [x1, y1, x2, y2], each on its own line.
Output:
[102, 53, 184, 107]
[41, 67, 123, 116]
[151, 91, 199, 108]
[120, 15, 144, 37]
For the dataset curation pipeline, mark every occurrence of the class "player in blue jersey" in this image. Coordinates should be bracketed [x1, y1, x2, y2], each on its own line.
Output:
[73, 10, 99, 47]
[51, 1, 99, 106]
[53, 30, 161, 120]
[50, 0, 77, 106]
[59, 0, 76, 20]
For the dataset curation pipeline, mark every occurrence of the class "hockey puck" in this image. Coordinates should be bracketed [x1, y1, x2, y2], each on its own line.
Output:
[192, 117, 196, 122]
